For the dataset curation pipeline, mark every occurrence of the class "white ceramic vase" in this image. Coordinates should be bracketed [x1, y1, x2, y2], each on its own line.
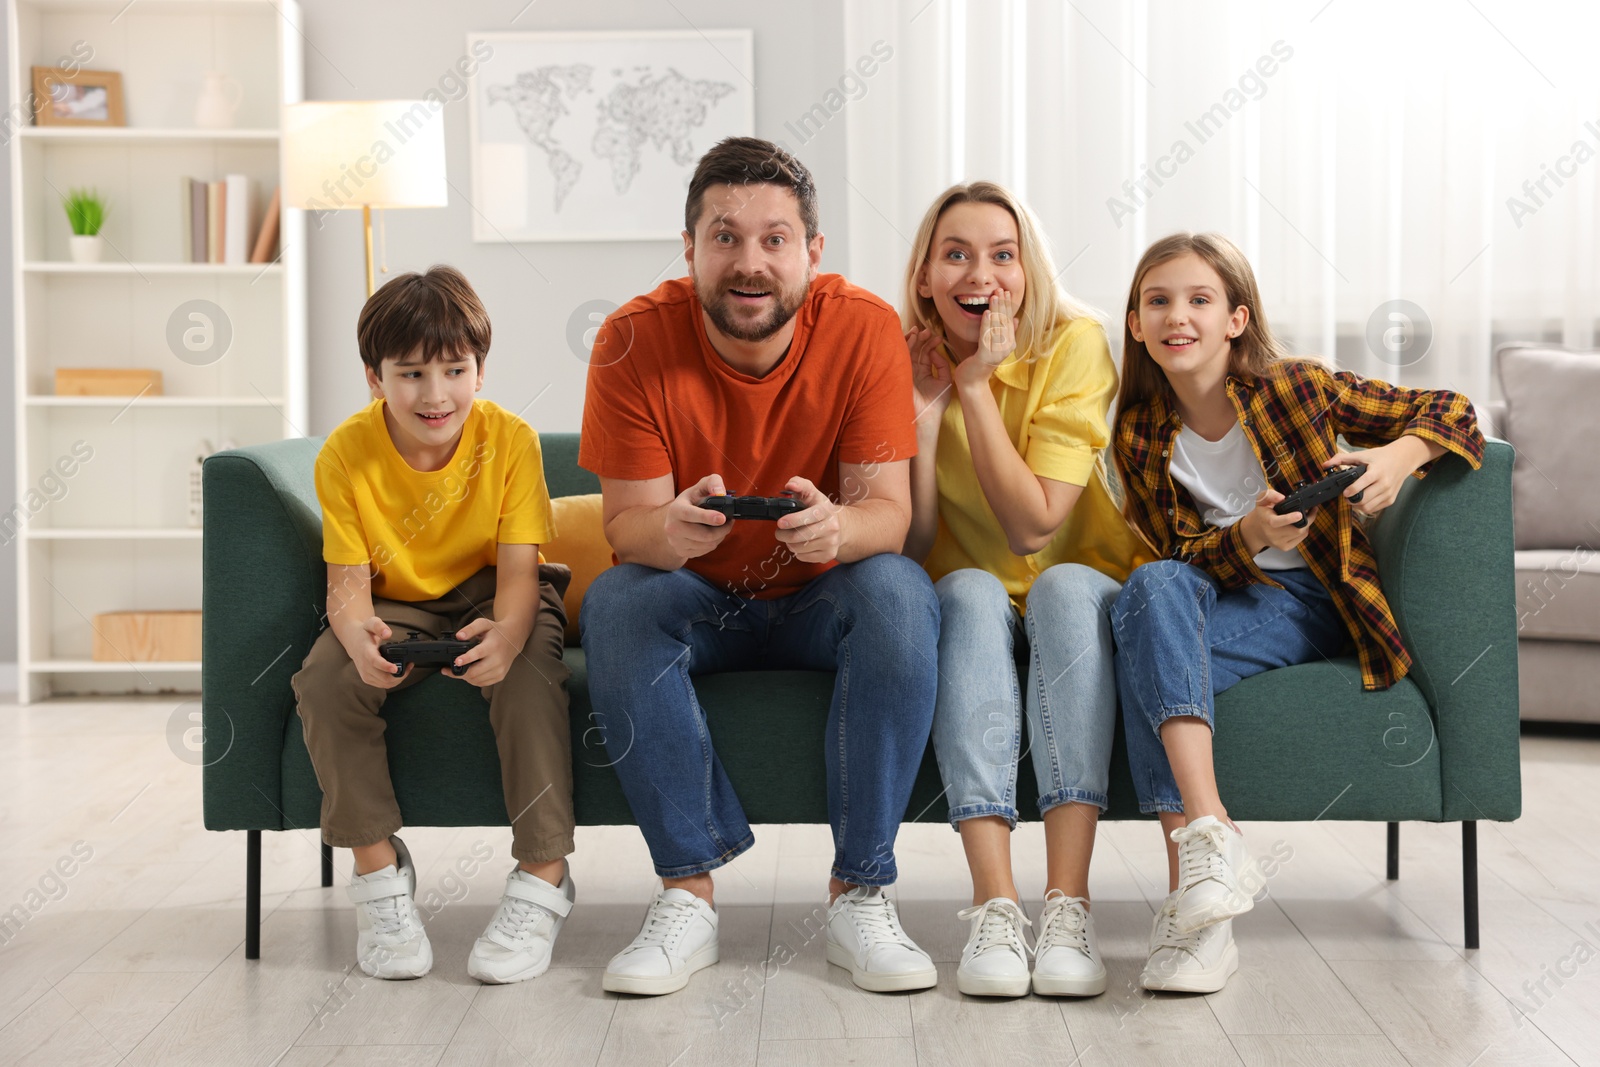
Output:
[69, 234, 103, 263]
[195, 72, 243, 129]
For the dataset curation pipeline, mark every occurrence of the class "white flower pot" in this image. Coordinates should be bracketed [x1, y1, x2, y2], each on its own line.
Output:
[69, 235, 103, 264]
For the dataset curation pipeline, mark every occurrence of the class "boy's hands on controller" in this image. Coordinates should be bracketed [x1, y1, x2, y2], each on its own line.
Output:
[1240, 488, 1313, 555]
[775, 476, 843, 564]
[667, 474, 736, 561]
[445, 618, 513, 687]
[357, 618, 411, 690]
[1323, 437, 1438, 517]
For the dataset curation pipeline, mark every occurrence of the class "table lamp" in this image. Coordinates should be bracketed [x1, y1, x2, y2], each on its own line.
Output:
[283, 101, 448, 296]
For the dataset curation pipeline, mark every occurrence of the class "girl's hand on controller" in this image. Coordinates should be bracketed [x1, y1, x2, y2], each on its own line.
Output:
[1324, 435, 1444, 518]
[1240, 488, 1313, 555]
[449, 618, 513, 687]
[358, 617, 410, 690]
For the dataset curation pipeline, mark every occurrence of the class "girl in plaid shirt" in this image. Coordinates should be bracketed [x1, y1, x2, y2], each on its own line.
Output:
[1111, 233, 1483, 994]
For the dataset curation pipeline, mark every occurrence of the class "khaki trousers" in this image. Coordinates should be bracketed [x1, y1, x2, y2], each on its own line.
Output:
[291, 565, 574, 863]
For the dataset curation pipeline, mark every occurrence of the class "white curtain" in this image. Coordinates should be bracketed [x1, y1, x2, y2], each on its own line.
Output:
[843, 0, 1600, 404]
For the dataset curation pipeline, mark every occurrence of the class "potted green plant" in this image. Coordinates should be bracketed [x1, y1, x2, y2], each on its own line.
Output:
[62, 188, 108, 264]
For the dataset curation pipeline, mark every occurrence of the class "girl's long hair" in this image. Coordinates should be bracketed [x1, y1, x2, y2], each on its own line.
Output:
[902, 181, 1098, 359]
[1115, 232, 1307, 414]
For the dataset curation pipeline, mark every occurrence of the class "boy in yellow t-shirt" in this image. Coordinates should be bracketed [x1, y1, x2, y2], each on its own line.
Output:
[290, 266, 575, 987]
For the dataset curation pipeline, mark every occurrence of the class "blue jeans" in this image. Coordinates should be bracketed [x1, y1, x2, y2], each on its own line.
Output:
[931, 565, 1121, 829]
[579, 553, 939, 886]
[1111, 561, 1346, 814]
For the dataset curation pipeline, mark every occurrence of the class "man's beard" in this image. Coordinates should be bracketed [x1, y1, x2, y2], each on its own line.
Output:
[694, 269, 811, 343]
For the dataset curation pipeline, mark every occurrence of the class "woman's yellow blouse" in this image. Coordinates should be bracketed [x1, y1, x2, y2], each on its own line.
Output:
[923, 316, 1156, 610]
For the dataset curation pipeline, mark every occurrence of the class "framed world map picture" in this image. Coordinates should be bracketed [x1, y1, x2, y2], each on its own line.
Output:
[466, 29, 754, 242]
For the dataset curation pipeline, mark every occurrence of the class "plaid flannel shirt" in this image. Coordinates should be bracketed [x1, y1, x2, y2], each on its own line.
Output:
[1113, 361, 1486, 690]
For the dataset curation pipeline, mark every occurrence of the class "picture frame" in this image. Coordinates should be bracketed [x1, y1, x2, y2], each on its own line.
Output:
[466, 29, 754, 242]
[31, 66, 126, 127]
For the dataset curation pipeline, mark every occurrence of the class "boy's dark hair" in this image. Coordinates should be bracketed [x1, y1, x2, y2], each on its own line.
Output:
[684, 137, 819, 242]
[357, 265, 491, 373]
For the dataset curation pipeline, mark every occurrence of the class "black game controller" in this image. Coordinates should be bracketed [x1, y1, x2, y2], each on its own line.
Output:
[698, 492, 803, 521]
[1274, 464, 1368, 528]
[379, 631, 479, 676]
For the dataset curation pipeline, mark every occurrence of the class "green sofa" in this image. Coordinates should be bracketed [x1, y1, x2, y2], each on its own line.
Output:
[202, 433, 1521, 959]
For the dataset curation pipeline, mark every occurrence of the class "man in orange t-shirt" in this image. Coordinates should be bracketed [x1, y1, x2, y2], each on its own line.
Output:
[580, 138, 939, 998]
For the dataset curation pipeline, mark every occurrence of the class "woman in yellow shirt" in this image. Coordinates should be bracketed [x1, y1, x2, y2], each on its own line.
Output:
[901, 182, 1151, 999]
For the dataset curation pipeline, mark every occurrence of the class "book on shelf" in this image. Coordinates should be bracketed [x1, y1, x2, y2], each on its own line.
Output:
[205, 181, 224, 263]
[249, 187, 281, 264]
[224, 174, 249, 265]
[182, 176, 279, 264]
[186, 179, 206, 263]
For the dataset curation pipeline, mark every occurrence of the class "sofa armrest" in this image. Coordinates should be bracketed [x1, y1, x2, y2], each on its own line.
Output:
[202, 438, 328, 831]
[1365, 439, 1521, 821]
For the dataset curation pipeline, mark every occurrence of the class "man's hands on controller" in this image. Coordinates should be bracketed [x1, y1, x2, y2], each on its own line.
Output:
[775, 476, 845, 563]
[674, 473, 849, 566]
[669, 474, 737, 561]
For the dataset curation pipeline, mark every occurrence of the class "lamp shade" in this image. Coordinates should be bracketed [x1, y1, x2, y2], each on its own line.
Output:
[282, 101, 448, 211]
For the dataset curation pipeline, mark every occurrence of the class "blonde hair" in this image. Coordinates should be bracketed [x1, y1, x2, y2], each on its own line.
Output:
[1116, 232, 1318, 414]
[902, 181, 1098, 360]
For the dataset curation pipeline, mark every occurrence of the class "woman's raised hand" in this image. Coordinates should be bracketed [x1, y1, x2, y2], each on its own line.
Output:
[977, 289, 1017, 367]
[906, 326, 955, 427]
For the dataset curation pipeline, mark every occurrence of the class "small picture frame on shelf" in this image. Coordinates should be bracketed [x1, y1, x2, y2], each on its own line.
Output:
[31, 66, 126, 127]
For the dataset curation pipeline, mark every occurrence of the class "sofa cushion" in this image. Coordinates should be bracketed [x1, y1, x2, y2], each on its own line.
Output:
[1496, 344, 1600, 549]
[1514, 549, 1600, 642]
[1516, 640, 1600, 723]
[543, 494, 612, 644]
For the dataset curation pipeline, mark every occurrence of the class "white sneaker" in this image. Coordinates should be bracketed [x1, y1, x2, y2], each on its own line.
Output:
[1031, 891, 1106, 997]
[1170, 815, 1259, 931]
[955, 897, 1031, 997]
[825, 887, 937, 993]
[601, 888, 719, 995]
[1140, 891, 1238, 993]
[467, 865, 575, 984]
[346, 835, 432, 980]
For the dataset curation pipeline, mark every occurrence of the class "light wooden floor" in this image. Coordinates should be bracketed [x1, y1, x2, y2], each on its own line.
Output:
[1, 698, 1597, 1067]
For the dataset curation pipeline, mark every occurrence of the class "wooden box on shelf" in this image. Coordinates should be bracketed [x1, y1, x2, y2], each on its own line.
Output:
[54, 368, 163, 396]
[92, 611, 202, 662]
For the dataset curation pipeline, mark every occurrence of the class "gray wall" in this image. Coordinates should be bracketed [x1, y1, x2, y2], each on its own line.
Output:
[0, 0, 853, 668]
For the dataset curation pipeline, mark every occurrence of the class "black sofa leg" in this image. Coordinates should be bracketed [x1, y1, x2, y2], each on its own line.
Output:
[321, 841, 333, 887]
[246, 830, 261, 961]
[1386, 822, 1400, 880]
[1463, 821, 1480, 950]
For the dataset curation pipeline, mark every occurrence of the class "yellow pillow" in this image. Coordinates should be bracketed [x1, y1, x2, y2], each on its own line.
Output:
[543, 494, 612, 645]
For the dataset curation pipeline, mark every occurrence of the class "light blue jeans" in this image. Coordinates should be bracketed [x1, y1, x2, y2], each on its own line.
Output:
[930, 564, 1122, 829]
[1111, 560, 1346, 813]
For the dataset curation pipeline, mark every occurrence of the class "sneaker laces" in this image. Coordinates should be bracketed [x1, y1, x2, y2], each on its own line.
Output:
[840, 890, 913, 947]
[629, 894, 700, 952]
[1172, 820, 1231, 890]
[365, 890, 414, 939]
[1150, 900, 1202, 959]
[956, 898, 1032, 958]
[1035, 893, 1090, 957]
[487, 887, 549, 944]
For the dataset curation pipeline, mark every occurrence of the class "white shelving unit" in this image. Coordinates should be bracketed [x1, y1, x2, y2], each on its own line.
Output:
[8, 0, 306, 702]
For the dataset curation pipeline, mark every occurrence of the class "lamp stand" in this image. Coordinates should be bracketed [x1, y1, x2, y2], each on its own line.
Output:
[362, 204, 376, 297]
